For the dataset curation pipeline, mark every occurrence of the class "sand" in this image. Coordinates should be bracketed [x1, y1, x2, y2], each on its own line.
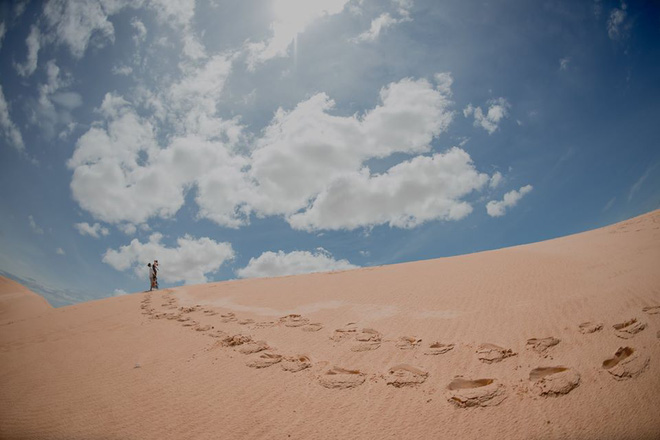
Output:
[1, 210, 659, 439]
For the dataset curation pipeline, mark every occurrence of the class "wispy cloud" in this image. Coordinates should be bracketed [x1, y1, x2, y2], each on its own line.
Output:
[28, 215, 44, 234]
[74, 222, 109, 238]
[486, 185, 533, 217]
[0, 85, 25, 151]
[464, 98, 511, 134]
[607, 1, 630, 42]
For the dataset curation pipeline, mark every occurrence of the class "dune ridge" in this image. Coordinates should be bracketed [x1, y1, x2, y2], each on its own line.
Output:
[1, 210, 659, 439]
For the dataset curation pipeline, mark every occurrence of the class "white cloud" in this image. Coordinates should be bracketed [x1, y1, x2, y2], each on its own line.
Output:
[75, 222, 110, 238]
[113, 288, 128, 296]
[118, 223, 138, 235]
[246, 0, 349, 69]
[236, 248, 358, 279]
[560, 57, 570, 71]
[354, 13, 400, 42]
[112, 65, 133, 76]
[628, 162, 658, 201]
[0, 84, 25, 151]
[607, 1, 629, 41]
[28, 215, 44, 234]
[42, 0, 116, 59]
[434, 72, 453, 96]
[486, 184, 533, 217]
[463, 97, 510, 134]
[352, 0, 413, 43]
[56, 248, 66, 255]
[103, 233, 234, 285]
[15, 25, 41, 77]
[489, 171, 503, 188]
[69, 74, 456, 230]
[40, 0, 203, 61]
[288, 147, 490, 230]
[248, 76, 454, 218]
[31, 60, 82, 138]
[131, 17, 147, 44]
[0, 22, 6, 49]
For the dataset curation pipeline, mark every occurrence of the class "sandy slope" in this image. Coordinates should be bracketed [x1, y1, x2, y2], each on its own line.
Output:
[0, 276, 52, 325]
[1, 211, 659, 440]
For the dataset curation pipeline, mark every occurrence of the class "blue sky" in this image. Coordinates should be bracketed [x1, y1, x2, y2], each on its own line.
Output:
[1, 0, 659, 306]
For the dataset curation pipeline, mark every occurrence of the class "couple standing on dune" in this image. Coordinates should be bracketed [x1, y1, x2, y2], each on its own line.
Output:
[147, 260, 159, 291]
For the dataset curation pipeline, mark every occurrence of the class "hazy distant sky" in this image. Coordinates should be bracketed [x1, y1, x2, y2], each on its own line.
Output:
[1, 0, 659, 306]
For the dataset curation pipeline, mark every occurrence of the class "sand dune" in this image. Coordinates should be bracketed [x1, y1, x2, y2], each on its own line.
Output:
[1, 210, 659, 439]
[0, 276, 52, 325]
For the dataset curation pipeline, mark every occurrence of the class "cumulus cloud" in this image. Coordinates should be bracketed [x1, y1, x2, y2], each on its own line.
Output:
[15, 25, 41, 77]
[464, 97, 510, 134]
[0, 85, 25, 151]
[69, 74, 459, 230]
[486, 184, 533, 217]
[113, 288, 128, 296]
[560, 57, 570, 71]
[607, 1, 630, 41]
[56, 248, 66, 255]
[75, 222, 109, 238]
[246, 0, 349, 69]
[103, 233, 234, 285]
[247, 76, 454, 219]
[288, 147, 490, 230]
[236, 248, 358, 279]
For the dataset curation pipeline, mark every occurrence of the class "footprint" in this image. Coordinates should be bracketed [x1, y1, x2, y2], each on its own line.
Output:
[246, 352, 283, 369]
[318, 366, 366, 389]
[351, 328, 382, 352]
[281, 355, 312, 372]
[208, 329, 228, 339]
[395, 336, 422, 350]
[238, 319, 255, 325]
[253, 321, 278, 329]
[386, 364, 428, 388]
[446, 377, 507, 408]
[237, 340, 270, 354]
[424, 342, 455, 356]
[195, 324, 212, 332]
[302, 323, 324, 332]
[476, 343, 517, 363]
[280, 314, 310, 328]
[182, 321, 198, 327]
[642, 306, 660, 315]
[613, 318, 647, 339]
[529, 367, 580, 396]
[177, 316, 190, 322]
[526, 337, 560, 355]
[602, 347, 650, 380]
[180, 306, 201, 314]
[331, 323, 358, 342]
[220, 312, 237, 323]
[203, 310, 218, 316]
[221, 334, 254, 347]
[579, 322, 603, 334]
